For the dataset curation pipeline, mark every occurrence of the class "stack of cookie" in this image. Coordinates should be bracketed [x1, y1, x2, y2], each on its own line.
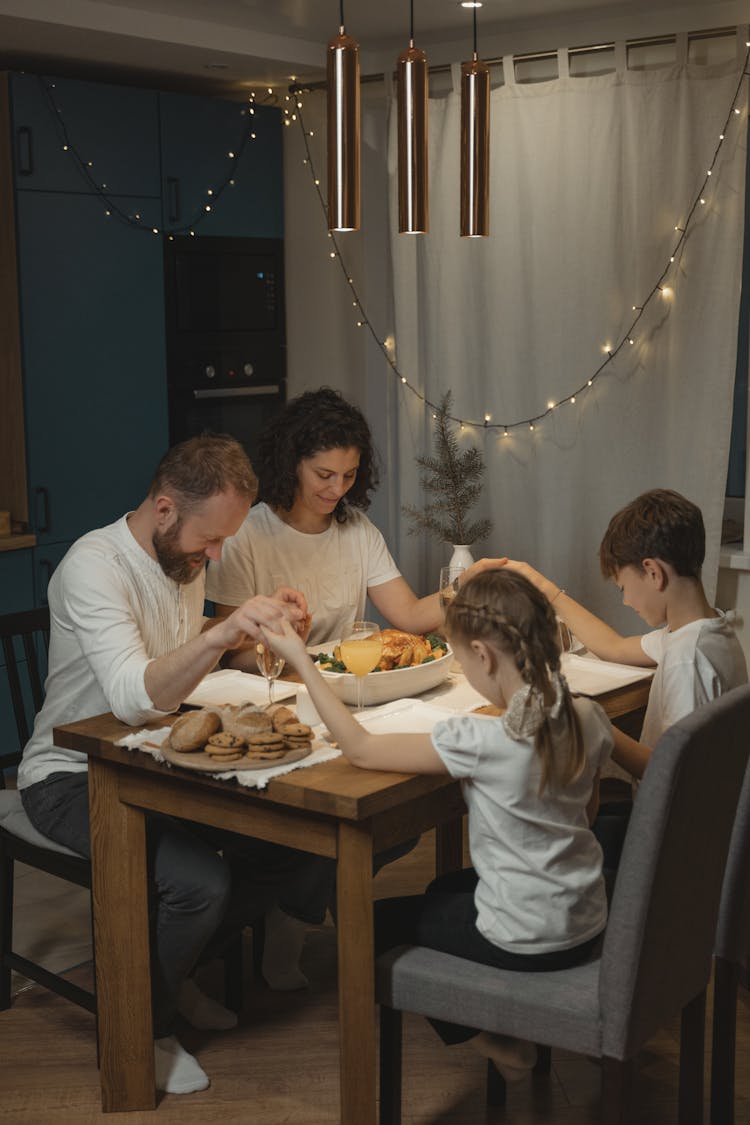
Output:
[166, 701, 314, 765]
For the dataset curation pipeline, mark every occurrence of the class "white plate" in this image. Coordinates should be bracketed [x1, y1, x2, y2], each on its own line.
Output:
[316, 646, 455, 707]
[183, 669, 297, 708]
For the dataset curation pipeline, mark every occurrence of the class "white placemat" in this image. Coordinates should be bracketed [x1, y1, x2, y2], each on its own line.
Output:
[354, 698, 460, 734]
[182, 669, 297, 708]
[115, 726, 340, 789]
[561, 652, 654, 697]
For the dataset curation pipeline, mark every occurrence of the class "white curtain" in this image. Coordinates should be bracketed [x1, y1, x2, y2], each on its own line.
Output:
[285, 33, 748, 632]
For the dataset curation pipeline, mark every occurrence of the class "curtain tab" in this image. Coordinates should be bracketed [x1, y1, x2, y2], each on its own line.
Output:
[614, 41, 627, 74]
[503, 55, 516, 86]
[557, 47, 570, 80]
[676, 32, 688, 67]
[451, 62, 461, 95]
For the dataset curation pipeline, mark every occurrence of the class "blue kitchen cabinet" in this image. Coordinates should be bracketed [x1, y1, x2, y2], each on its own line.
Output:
[33, 541, 74, 607]
[16, 190, 168, 545]
[10, 73, 161, 198]
[159, 92, 283, 238]
[0, 549, 34, 616]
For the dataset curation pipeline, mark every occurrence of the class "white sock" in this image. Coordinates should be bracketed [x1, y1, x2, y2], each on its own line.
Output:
[154, 1035, 210, 1094]
[177, 977, 238, 1030]
[261, 903, 309, 991]
[471, 1032, 537, 1083]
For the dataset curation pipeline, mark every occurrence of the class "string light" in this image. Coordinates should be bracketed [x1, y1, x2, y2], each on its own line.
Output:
[290, 44, 748, 433]
[38, 76, 259, 235]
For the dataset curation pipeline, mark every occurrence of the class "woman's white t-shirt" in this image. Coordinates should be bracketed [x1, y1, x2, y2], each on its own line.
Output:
[431, 698, 613, 955]
[205, 503, 401, 645]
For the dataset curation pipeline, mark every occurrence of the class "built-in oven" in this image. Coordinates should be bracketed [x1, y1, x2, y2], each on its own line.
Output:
[164, 235, 286, 464]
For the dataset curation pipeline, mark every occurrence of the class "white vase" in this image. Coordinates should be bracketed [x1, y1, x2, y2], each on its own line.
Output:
[449, 544, 475, 569]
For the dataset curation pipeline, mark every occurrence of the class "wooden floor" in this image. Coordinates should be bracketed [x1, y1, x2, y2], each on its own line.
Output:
[1, 828, 749, 1124]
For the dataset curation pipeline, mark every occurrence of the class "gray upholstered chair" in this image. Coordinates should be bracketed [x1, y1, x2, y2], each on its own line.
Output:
[710, 756, 750, 1125]
[376, 684, 750, 1125]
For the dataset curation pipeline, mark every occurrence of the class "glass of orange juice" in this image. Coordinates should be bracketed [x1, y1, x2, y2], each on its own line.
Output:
[340, 621, 383, 711]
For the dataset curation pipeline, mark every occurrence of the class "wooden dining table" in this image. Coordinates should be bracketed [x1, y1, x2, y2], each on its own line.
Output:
[53, 672, 651, 1121]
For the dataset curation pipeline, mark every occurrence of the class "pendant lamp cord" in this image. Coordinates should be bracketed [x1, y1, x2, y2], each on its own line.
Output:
[339, 0, 344, 30]
[473, 6, 478, 57]
[410, 0, 414, 45]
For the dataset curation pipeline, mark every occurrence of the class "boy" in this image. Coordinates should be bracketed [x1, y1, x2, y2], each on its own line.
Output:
[503, 488, 747, 779]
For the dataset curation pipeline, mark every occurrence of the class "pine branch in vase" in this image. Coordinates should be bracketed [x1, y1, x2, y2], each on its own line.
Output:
[402, 391, 493, 547]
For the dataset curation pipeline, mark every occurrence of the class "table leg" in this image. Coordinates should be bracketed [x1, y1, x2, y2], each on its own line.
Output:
[89, 759, 155, 1111]
[336, 821, 376, 1125]
[435, 815, 463, 876]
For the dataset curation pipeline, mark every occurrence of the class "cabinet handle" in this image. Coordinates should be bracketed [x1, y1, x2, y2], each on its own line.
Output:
[38, 559, 53, 605]
[16, 126, 34, 175]
[167, 176, 181, 224]
[35, 486, 51, 534]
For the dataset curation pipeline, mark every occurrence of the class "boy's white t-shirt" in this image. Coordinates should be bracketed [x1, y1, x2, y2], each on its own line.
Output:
[431, 698, 613, 955]
[639, 612, 748, 748]
[206, 503, 401, 645]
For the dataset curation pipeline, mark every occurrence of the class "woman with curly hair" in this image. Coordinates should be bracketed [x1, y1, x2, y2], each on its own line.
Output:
[207, 387, 499, 645]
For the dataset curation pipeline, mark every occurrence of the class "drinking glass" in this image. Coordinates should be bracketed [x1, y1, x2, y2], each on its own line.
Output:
[557, 619, 573, 655]
[339, 621, 383, 711]
[256, 642, 285, 706]
[439, 565, 465, 613]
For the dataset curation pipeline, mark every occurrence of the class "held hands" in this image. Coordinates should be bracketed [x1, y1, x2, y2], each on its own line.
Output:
[216, 588, 309, 652]
[259, 617, 309, 671]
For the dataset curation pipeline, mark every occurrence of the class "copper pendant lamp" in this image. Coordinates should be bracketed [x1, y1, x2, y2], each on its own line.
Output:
[460, 5, 490, 237]
[327, 0, 360, 232]
[397, 0, 429, 233]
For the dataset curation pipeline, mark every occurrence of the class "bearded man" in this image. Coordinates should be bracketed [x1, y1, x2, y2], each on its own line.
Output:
[17, 433, 316, 1095]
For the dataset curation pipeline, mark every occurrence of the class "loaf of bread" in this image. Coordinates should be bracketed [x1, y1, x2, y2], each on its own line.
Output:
[168, 709, 221, 751]
[269, 704, 295, 732]
[223, 708, 274, 740]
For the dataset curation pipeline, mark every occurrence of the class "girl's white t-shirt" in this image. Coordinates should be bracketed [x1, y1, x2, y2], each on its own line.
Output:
[206, 503, 401, 645]
[431, 698, 613, 955]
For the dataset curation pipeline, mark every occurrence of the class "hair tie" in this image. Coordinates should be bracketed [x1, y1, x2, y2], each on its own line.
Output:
[502, 671, 568, 741]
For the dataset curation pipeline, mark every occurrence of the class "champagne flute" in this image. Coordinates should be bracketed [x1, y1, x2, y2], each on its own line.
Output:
[256, 642, 285, 706]
[339, 621, 383, 712]
[557, 619, 573, 655]
[439, 565, 465, 612]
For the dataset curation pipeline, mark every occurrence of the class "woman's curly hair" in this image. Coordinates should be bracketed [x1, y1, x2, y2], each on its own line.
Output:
[253, 387, 380, 521]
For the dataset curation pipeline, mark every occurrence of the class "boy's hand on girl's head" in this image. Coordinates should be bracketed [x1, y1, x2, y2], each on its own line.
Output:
[460, 557, 509, 585]
[500, 559, 559, 602]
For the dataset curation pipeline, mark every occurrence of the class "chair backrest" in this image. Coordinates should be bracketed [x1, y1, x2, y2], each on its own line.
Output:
[0, 607, 50, 771]
[714, 754, 750, 962]
[599, 684, 750, 1059]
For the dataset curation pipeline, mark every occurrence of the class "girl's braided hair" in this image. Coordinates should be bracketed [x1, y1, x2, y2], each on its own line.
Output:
[446, 568, 585, 794]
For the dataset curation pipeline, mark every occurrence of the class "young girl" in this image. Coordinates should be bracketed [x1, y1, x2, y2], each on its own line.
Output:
[263, 568, 613, 1079]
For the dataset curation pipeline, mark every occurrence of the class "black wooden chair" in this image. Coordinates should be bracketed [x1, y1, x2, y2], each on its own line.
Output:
[0, 607, 49, 788]
[0, 606, 250, 1023]
[0, 606, 97, 1014]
